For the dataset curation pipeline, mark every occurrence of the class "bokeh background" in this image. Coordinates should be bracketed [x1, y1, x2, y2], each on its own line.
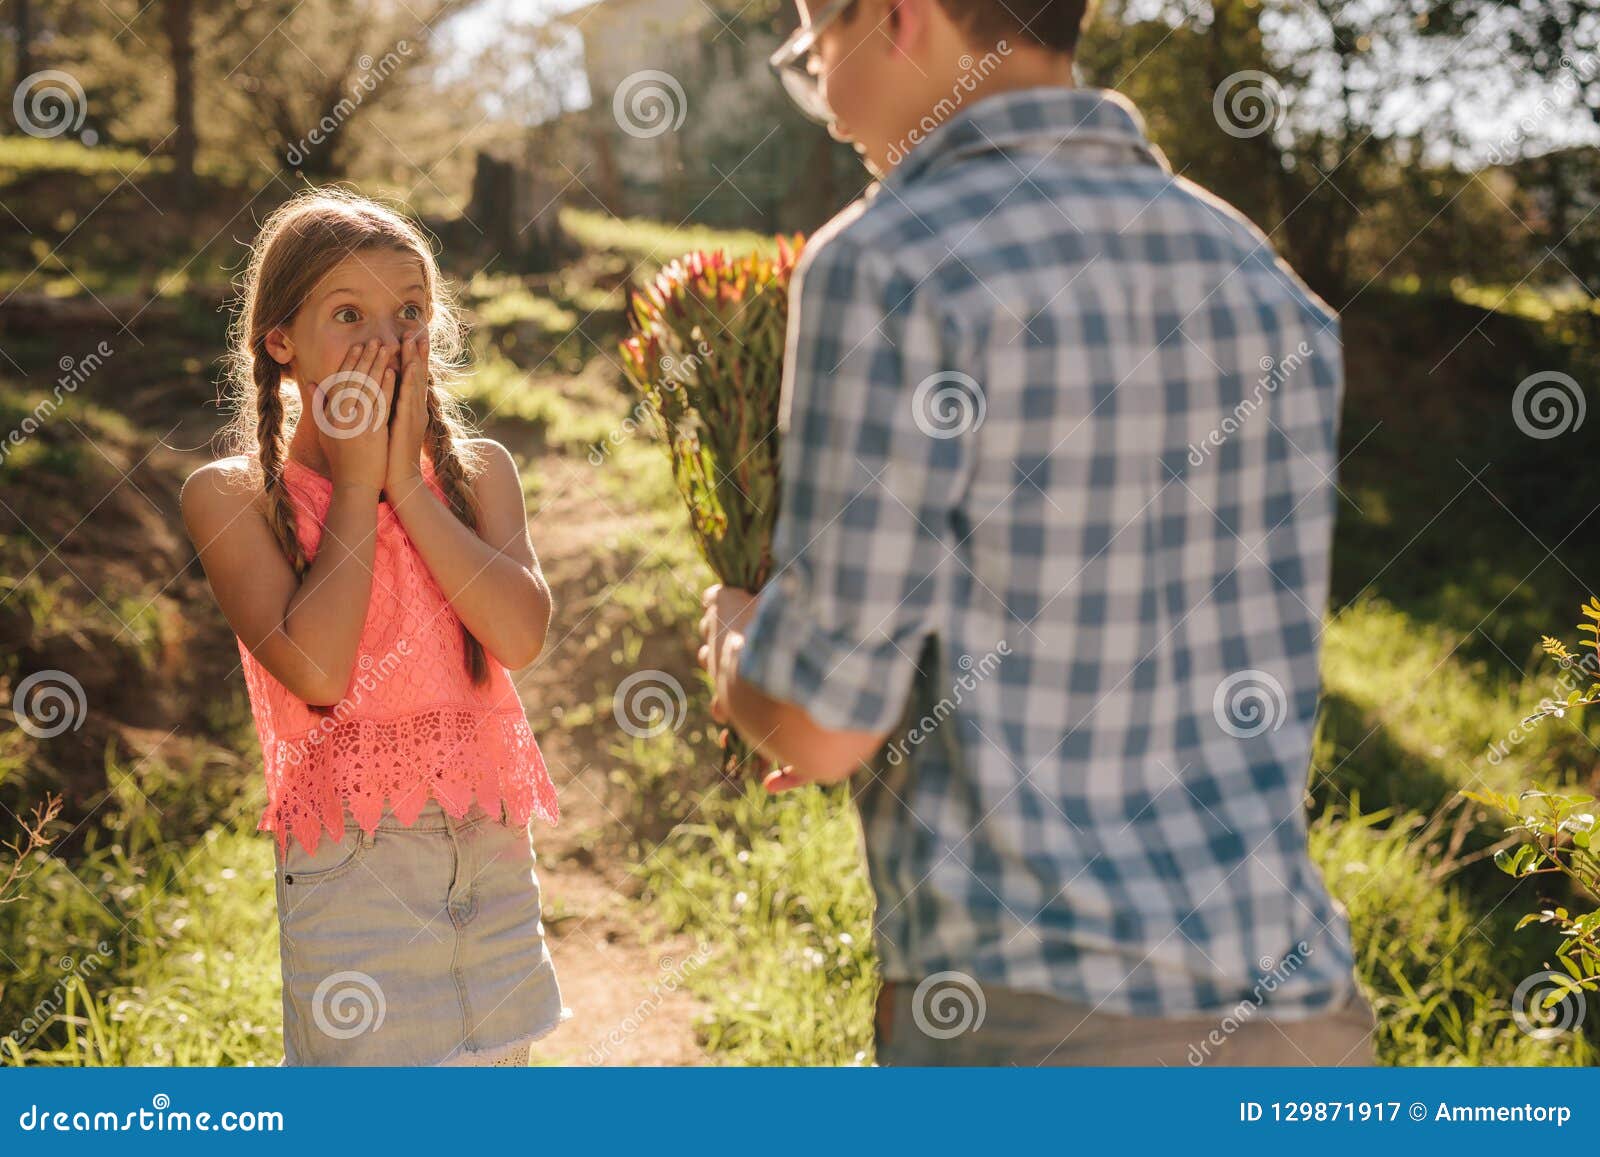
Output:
[1, 0, 1597, 1065]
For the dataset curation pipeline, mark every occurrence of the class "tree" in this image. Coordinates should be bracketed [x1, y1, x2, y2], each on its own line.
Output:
[13, 0, 33, 94]
[1488, 0, 1600, 132]
[218, 0, 489, 178]
[1081, 0, 1504, 296]
[161, 0, 197, 205]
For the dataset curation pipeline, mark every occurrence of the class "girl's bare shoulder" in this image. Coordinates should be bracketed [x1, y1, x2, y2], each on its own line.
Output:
[459, 436, 520, 479]
[179, 455, 270, 539]
[459, 436, 524, 498]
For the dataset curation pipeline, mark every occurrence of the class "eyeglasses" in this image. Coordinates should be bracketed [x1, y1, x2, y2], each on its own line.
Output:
[767, 0, 857, 124]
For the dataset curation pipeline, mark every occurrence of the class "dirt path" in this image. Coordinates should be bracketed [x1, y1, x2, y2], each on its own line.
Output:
[498, 432, 712, 1067]
[520, 733, 711, 1067]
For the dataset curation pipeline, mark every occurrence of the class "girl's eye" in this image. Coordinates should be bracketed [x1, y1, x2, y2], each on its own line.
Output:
[334, 306, 361, 323]
[399, 303, 423, 320]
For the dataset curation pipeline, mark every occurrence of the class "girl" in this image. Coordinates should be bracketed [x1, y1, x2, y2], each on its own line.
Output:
[180, 188, 567, 1066]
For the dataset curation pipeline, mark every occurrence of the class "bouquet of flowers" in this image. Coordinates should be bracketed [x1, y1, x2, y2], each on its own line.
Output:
[620, 236, 805, 776]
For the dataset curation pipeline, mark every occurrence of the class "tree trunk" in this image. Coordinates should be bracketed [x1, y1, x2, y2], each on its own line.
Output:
[518, 131, 570, 272]
[14, 0, 32, 93]
[162, 0, 199, 209]
[470, 151, 518, 261]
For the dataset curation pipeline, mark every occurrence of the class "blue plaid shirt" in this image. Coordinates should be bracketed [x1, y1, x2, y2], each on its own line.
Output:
[736, 86, 1360, 1019]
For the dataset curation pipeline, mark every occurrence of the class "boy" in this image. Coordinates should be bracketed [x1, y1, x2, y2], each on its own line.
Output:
[696, 0, 1377, 1065]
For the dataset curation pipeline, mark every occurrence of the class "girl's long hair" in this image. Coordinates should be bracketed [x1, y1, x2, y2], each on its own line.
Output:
[220, 186, 490, 686]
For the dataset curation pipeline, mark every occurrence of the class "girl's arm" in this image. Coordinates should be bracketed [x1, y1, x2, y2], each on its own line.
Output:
[387, 438, 552, 670]
[181, 465, 383, 705]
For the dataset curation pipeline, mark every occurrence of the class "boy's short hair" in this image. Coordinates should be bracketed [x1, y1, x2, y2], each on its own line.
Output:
[935, 0, 1090, 54]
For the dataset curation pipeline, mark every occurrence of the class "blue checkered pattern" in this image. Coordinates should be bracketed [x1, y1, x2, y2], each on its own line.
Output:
[736, 86, 1359, 1018]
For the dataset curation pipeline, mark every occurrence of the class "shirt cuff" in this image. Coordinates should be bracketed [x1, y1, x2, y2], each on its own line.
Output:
[735, 570, 920, 736]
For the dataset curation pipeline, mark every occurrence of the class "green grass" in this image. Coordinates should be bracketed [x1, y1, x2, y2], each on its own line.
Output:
[0, 136, 159, 178]
[642, 781, 877, 1064]
[1, 778, 281, 1066]
[0, 137, 261, 300]
[1314, 802, 1594, 1066]
[470, 280, 581, 333]
[5, 206, 1599, 1067]
[1312, 599, 1600, 1064]
[1449, 278, 1600, 325]
[560, 207, 778, 270]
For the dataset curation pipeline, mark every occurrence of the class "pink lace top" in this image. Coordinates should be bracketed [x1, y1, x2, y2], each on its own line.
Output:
[239, 455, 559, 857]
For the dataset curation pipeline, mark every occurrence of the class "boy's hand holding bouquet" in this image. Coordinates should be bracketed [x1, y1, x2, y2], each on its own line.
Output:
[620, 237, 804, 777]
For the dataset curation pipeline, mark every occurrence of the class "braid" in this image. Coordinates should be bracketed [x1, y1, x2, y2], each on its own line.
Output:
[253, 342, 336, 716]
[253, 343, 309, 581]
[423, 385, 490, 686]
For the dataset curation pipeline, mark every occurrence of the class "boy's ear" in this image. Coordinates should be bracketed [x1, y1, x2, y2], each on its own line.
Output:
[886, 0, 930, 59]
[263, 327, 294, 367]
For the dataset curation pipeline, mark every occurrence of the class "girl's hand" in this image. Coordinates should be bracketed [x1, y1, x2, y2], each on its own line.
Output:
[316, 338, 396, 494]
[385, 329, 429, 502]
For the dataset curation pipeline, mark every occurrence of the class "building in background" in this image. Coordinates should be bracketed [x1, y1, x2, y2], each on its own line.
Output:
[571, 0, 862, 233]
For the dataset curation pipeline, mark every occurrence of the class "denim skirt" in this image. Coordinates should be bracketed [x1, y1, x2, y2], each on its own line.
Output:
[273, 796, 568, 1066]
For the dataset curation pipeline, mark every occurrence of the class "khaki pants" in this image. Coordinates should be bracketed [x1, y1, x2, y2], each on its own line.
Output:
[874, 979, 1379, 1066]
